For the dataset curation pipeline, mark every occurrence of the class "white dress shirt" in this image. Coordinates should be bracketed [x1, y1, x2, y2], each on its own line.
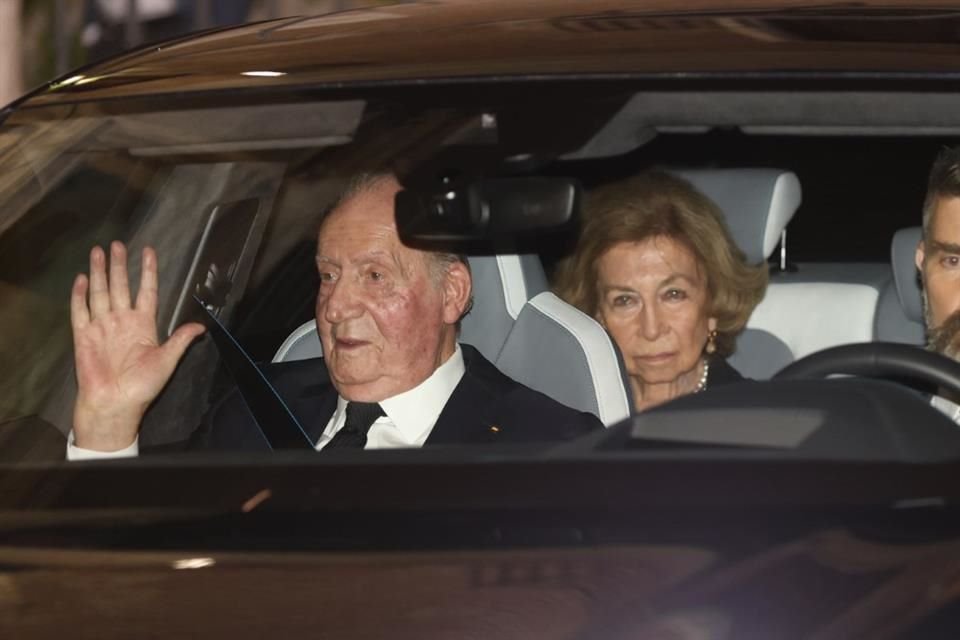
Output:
[67, 430, 140, 460]
[931, 394, 960, 423]
[315, 345, 465, 450]
[67, 345, 466, 460]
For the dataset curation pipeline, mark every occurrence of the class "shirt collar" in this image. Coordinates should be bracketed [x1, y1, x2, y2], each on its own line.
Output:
[332, 345, 466, 441]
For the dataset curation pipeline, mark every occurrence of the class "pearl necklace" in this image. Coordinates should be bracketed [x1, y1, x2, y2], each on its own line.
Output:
[693, 359, 710, 393]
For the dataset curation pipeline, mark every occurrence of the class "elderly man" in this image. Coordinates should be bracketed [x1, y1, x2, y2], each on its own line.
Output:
[68, 173, 600, 458]
[916, 147, 960, 418]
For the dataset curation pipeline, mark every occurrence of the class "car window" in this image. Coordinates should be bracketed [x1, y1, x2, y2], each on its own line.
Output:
[0, 145, 162, 426]
[0, 97, 511, 450]
[1, 82, 958, 463]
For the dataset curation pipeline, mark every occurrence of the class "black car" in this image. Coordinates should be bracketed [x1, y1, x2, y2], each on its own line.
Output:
[2, 2, 960, 637]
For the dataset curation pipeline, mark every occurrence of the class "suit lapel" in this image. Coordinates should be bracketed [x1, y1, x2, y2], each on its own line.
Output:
[263, 358, 339, 447]
[426, 373, 501, 445]
[425, 345, 510, 445]
[288, 383, 338, 446]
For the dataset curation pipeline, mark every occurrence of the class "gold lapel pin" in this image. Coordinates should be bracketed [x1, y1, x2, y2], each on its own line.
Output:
[489, 425, 500, 433]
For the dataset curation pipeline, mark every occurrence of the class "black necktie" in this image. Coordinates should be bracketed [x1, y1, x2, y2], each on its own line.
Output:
[323, 402, 384, 450]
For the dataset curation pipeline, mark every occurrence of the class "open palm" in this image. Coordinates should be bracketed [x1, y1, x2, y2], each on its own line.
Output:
[71, 242, 205, 451]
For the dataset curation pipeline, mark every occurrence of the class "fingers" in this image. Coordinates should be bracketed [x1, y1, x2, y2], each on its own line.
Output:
[86, 242, 139, 318]
[70, 274, 90, 331]
[108, 241, 131, 310]
[87, 246, 110, 318]
[135, 247, 158, 315]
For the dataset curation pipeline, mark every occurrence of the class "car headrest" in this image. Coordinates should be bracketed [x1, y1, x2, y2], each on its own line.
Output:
[891, 226, 924, 323]
[670, 168, 802, 264]
[272, 254, 550, 365]
[459, 254, 549, 361]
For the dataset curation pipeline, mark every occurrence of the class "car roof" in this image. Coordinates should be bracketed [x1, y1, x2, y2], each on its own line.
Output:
[13, 0, 960, 110]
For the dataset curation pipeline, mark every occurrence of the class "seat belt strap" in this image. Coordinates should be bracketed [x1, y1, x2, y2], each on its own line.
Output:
[193, 296, 313, 450]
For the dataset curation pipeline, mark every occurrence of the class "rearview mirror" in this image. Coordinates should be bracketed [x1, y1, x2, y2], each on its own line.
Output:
[395, 177, 580, 242]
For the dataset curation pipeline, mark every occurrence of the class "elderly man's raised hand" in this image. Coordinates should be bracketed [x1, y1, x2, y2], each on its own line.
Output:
[70, 242, 205, 451]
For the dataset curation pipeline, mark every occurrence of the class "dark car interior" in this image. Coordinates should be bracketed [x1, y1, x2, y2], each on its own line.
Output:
[3, 83, 960, 464]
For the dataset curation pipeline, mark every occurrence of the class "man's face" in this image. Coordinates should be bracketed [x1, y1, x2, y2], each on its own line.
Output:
[314, 176, 470, 401]
[917, 196, 960, 358]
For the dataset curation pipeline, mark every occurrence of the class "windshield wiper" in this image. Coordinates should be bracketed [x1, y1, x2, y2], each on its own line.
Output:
[193, 295, 313, 450]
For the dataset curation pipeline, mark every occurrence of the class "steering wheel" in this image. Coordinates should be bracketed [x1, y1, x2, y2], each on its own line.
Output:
[774, 342, 960, 397]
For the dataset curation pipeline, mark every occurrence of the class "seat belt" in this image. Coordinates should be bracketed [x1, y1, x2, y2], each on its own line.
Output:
[193, 295, 314, 450]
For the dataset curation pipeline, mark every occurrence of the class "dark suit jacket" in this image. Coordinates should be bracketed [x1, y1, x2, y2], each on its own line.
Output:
[709, 358, 746, 386]
[193, 344, 602, 451]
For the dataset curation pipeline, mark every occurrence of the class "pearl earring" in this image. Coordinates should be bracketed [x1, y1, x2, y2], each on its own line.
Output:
[705, 329, 718, 355]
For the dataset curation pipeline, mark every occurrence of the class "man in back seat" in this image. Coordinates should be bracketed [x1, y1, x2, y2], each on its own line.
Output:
[915, 147, 960, 418]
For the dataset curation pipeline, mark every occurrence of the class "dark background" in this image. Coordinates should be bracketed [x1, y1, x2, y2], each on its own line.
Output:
[581, 131, 955, 263]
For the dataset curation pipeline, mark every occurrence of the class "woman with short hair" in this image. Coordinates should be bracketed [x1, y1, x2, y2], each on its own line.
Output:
[553, 170, 767, 412]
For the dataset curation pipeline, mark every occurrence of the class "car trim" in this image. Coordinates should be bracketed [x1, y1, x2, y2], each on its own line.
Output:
[497, 255, 528, 321]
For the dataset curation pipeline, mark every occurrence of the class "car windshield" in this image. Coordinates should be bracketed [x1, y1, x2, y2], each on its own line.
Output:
[0, 80, 955, 466]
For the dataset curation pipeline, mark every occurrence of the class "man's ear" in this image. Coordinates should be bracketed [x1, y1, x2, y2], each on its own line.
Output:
[916, 240, 925, 272]
[441, 261, 473, 325]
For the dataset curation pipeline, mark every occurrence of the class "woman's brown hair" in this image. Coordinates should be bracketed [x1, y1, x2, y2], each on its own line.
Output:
[553, 171, 768, 356]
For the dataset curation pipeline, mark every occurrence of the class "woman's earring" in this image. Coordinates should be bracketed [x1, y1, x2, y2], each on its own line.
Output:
[705, 329, 718, 355]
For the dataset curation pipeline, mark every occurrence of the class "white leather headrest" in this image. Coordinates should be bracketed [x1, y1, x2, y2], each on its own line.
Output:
[671, 168, 802, 264]
[891, 226, 924, 323]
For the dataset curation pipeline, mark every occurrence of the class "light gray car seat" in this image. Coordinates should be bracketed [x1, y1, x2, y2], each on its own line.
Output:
[875, 226, 926, 345]
[671, 168, 803, 379]
[273, 253, 632, 426]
